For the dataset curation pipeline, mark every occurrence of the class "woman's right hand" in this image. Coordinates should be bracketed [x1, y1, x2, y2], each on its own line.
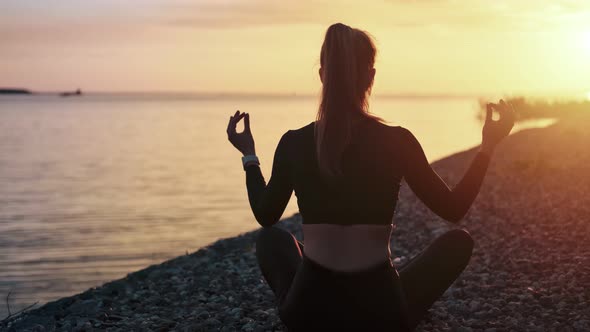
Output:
[481, 99, 516, 154]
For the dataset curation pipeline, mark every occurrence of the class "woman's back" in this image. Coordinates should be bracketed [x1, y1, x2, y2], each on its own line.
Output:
[289, 118, 405, 227]
[285, 118, 404, 271]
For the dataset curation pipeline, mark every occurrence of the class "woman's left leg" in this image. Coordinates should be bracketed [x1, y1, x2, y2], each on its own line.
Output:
[255, 226, 304, 306]
[398, 228, 474, 330]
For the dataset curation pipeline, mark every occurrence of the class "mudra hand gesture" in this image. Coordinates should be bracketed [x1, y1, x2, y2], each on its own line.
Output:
[227, 110, 256, 156]
[481, 99, 516, 154]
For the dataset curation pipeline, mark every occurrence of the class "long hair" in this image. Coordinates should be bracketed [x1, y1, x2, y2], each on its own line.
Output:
[315, 23, 386, 179]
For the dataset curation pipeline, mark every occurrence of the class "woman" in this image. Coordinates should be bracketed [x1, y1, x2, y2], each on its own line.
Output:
[226, 23, 514, 331]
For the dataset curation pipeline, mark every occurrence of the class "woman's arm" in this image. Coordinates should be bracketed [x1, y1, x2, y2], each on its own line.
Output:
[400, 100, 515, 223]
[245, 131, 294, 227]
[401, 128, 492, 223]
[227, 110, 293, 227]
[226, 110, 294, 227]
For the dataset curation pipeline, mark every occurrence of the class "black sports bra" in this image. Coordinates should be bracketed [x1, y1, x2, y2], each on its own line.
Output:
[245, 119, 490, 226]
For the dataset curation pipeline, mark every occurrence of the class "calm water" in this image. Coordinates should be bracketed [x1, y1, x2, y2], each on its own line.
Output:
[0, 94, 553, 315]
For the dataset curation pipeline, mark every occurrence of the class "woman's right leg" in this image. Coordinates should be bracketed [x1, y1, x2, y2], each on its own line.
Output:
[255, 226, 304, 307]
[398, 228, 474, 330]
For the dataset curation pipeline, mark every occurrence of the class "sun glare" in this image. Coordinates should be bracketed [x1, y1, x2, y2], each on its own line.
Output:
[583, 31, 590, 52]
[587, 91, 590, 101]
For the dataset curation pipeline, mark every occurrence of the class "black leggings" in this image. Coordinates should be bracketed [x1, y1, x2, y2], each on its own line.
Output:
[255, 227, 474, 331]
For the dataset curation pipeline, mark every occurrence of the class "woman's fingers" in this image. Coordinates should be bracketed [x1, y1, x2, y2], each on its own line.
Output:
[499, 100, 514, 125]
[227, 110, 248, 140]
[235, 113, 246, 132]
[244, 113, 251, 133]
[227, 110, 241, 138]
[497, 99, 508, 116]
[485, 103, 494, 122]
[495, 100, 511, 124]
[227, 115, 234, 138]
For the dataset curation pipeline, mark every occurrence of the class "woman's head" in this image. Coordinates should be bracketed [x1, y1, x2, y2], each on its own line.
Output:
[319, 23, 377, 102]
[315, 23, 386, 179]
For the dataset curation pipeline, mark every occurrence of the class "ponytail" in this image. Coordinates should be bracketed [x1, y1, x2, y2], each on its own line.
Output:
[315, 23, 385, 179]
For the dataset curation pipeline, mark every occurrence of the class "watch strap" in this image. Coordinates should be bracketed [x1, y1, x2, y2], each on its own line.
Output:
[242, 155, 260, 170]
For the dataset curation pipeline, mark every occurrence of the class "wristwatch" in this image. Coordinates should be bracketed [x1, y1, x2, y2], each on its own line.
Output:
[242, 155, 260, 170]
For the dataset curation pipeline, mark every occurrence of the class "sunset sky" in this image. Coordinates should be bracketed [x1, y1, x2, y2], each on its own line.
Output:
[1, 0, 589, 97]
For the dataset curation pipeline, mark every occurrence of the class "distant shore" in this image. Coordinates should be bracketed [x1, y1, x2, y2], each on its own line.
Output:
[0, 88, 81, 97]
[0, 88, 32, 95]
[4, 111, 590, 331]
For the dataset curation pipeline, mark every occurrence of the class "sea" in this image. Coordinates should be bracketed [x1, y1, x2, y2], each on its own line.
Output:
[0, 93, 555, 316]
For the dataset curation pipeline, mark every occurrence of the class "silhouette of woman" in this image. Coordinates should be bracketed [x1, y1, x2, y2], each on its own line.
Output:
[227, 23, 515, 332]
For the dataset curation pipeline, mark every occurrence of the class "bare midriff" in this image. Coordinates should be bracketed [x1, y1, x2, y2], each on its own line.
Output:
[301, 223, 394, 272]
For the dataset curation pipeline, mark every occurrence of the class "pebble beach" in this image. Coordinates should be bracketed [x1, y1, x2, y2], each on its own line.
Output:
[3, 112, 590, 331]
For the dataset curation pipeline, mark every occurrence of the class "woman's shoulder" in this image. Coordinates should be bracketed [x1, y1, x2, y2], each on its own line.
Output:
[372, 122, 422, 157]
[287, 119, 414, 141]
[276, 122, 314, 149]
[373, 120, 411, 138]
[288, 121, 315, 137]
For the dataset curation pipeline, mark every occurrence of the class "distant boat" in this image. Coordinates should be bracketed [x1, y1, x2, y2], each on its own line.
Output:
[0, 88, 32, 95]
[60, 89, 82, 97]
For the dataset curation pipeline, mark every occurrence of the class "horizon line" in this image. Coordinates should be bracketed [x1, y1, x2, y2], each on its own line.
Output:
[1, 88, 586, 100]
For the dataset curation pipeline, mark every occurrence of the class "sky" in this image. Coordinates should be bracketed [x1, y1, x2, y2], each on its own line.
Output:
[1, 0, 590, 97]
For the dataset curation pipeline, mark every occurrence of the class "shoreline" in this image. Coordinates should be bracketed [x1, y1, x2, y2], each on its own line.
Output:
[4, 113, 590, 331]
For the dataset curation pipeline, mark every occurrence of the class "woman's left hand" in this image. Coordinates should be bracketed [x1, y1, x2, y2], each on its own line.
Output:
[227, 110, 256, 156]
